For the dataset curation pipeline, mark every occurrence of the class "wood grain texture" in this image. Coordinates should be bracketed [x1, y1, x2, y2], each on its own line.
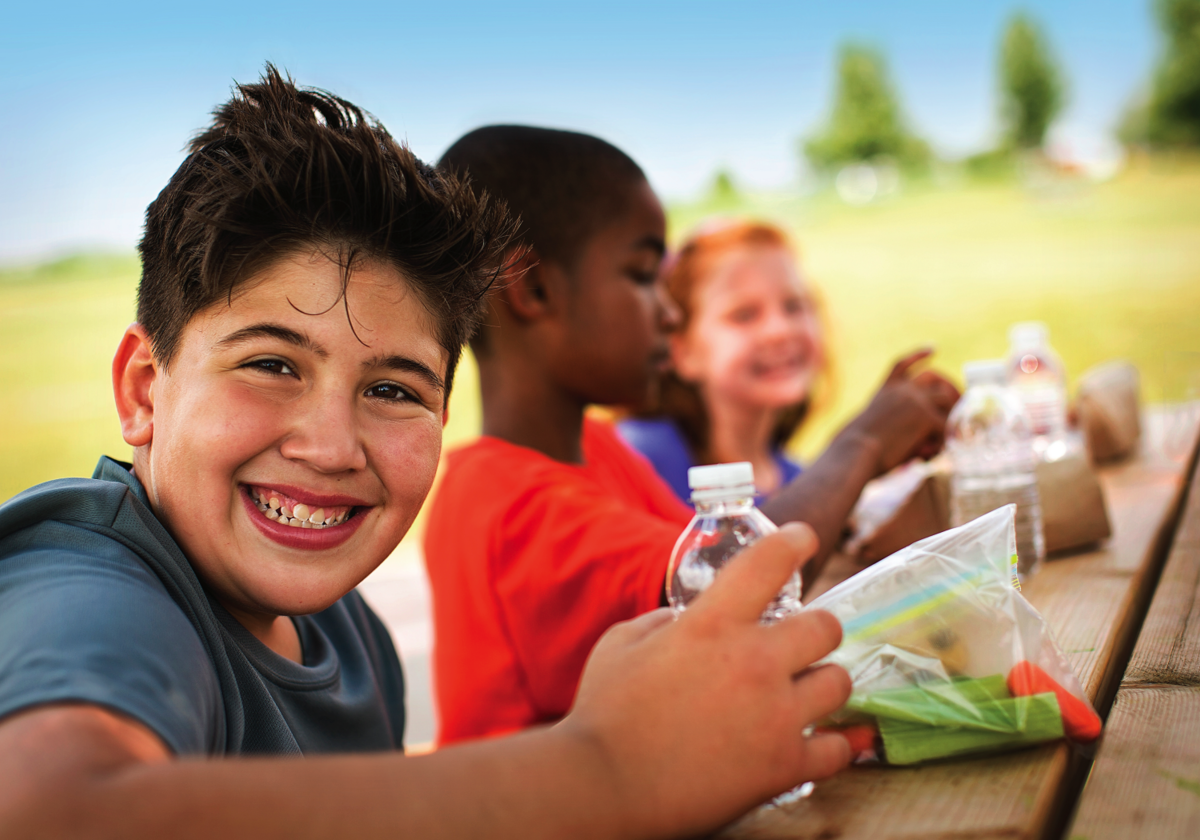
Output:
[1067, 687, 1200, 840]
[1068, 442, 1200, 838]
[725, 440, 1196, 840]
[1123, 451, 1200, 686]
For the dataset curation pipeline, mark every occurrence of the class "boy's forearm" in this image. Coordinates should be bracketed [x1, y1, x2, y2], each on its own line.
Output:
[760, 428, 882, 583]
[6, 724, 626, 840]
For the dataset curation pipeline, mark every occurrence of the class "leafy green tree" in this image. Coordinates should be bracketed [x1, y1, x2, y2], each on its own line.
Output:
[1133, 0, 1200, 147]
[804, 44, 928, 169]
[999, 13, 1065, 149]
[708, 169, 739, 202]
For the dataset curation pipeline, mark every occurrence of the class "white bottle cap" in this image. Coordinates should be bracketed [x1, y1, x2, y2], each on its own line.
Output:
[962, 359, 1007, 388]
[1009, 321, 1049, 349]
[688, 462, 756, 503]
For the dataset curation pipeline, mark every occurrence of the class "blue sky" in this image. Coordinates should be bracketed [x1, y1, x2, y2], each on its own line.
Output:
[0, 0, 1159, 262]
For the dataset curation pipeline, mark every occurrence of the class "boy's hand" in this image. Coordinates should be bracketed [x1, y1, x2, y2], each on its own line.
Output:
[845, 349, 960, 476]
[562, 523, 852, 838]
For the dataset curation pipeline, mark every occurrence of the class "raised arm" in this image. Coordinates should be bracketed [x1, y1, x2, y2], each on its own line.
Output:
[0, 524, 850, 840]
[761, 349, 960, 583]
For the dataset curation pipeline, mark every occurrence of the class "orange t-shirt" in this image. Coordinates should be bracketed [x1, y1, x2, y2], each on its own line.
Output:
[423, 419, 692, 745]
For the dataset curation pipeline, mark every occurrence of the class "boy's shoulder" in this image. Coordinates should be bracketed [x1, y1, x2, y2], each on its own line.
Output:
[0, 457, 218, 625]
[0, 458, 146, 539]
[0, 458, 227, 754]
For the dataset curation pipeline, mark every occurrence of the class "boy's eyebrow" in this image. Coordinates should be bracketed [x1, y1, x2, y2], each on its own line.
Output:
[367, 354, 446, 395]
[215, 324, 328, 358]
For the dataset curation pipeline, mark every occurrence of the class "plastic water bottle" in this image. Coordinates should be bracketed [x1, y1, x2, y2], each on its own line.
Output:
[667, 462, 801, 622]
[948, 360, 1046, 581]
[1006, 322, 1068, 459]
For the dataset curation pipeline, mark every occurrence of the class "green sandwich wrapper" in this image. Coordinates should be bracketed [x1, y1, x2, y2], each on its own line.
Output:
[811, 506, 1100, 765]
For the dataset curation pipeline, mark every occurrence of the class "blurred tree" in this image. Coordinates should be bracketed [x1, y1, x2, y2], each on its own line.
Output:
[999, 13, 1065, 149]
[804, 44, 929, 169]
[1125, 0, 1200, 147]
[709, 168, 739, 202]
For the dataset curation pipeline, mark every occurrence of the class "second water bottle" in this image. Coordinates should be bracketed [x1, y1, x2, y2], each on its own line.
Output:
[947, 360, 1046, 581]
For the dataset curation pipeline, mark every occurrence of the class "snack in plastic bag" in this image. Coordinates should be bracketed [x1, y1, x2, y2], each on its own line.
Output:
[809, 505, 1101, 765]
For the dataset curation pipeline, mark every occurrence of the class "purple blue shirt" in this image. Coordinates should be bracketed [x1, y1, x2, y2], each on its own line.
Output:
[616, 417, 802, 504]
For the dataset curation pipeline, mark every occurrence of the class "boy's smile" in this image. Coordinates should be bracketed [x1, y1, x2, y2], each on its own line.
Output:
[116, 249, 448, 639]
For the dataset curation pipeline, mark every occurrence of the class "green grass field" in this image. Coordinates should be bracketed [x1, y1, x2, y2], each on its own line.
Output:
[3, 158, 1199, 519]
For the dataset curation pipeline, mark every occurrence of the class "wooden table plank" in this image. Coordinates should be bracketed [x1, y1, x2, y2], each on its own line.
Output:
[1069, 435, 1200, 839]
[1122, 454, 1200, 686]
[725, 428, 1198, 840]
[1067, 688, 1200, 839]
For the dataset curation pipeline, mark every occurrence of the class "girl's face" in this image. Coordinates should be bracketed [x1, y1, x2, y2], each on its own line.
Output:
[671, 245, 825, 413]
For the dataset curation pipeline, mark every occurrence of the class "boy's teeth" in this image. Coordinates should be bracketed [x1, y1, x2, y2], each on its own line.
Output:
[250, 487, 353, 529]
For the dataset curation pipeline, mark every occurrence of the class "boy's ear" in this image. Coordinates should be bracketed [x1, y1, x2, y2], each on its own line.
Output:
[496, 248, 563, 323]
[112, 325, 159, 447]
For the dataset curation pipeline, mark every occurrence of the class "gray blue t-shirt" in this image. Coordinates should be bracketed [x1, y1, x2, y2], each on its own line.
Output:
[0, 457, 406, 755]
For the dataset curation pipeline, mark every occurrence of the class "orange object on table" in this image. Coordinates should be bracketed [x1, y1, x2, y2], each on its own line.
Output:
[1007, 660, 1102, 742]
[817, 723, 879, 757]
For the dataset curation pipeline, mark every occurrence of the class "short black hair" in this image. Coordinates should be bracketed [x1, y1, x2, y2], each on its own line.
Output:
[137, 65, 516, 400]
[437, 125, 646, 270]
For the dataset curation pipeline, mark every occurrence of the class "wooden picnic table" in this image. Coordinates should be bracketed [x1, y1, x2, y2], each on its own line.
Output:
[1068, 420, 1200, 838]
[724, 412, 1200, 840]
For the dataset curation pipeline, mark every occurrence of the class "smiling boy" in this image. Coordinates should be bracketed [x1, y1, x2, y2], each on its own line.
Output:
[0, 69, 856, 838]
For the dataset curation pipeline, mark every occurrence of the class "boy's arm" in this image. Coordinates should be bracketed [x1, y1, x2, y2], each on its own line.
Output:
[0, 525, 851, 840]
[762, 350, 959, 584]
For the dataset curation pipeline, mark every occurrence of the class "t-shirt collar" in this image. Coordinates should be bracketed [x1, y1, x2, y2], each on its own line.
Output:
[92, 455, 153, 510]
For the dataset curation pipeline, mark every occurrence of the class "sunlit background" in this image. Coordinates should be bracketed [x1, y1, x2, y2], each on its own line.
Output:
[4, 0, 1198, 500]
[4, 0, 1200, 745]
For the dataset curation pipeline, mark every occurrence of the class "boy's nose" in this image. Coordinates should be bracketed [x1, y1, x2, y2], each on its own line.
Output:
[655, 279, 682, 332]
[279, 394, 368, 474]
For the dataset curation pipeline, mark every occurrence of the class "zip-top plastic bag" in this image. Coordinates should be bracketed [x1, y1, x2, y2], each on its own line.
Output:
[810, 505, 1101, 765]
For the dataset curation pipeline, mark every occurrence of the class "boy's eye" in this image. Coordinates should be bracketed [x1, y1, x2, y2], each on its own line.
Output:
[366, 382, 414, 402]
[246, 358, 295, 376]
[626, 268, 659, 286]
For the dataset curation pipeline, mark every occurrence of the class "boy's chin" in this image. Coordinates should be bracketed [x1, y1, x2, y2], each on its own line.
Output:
[235, 575, 366, 618]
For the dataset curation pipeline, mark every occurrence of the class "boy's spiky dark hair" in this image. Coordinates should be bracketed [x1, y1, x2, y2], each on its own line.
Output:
[137, 64, 517, 399]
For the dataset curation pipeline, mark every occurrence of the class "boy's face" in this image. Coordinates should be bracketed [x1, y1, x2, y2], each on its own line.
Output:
[127, 250, 448, 618]
[551, 178, 676, 407]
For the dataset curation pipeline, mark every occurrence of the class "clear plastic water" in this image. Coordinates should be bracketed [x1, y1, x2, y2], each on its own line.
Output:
[948, 362, 1046, 581]
[667, 496, 801, 623]
[950, 472, 1045, 580]
[1006, 323, 1068, 448]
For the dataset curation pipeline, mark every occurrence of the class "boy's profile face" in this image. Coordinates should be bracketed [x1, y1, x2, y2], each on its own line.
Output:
[117, 250, 448, 619]
[551, 178, 676, 407]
